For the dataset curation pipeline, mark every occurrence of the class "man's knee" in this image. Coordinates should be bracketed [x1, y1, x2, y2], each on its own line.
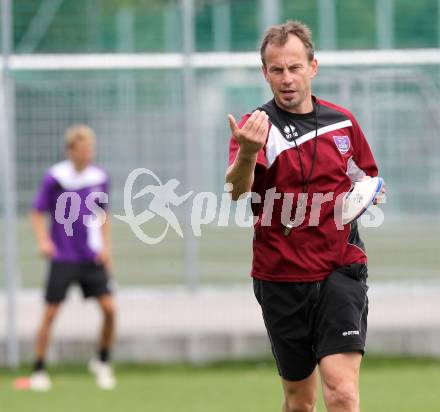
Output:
[284, 390, 317, 412]
[282, 370, 318, 412]
[43, 304, 61, 324]
[284, 392, 317, 412]
[320, 353, 361, 411]
[99, 296, 116, 320]
[323, 382, 358, 410]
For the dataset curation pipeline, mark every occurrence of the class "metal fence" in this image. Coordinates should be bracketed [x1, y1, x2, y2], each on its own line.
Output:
[1, 1, 439, 290]
[1, 0, 440, 368]
[1, 57, 438, 289]
[10, 0, 440, 53]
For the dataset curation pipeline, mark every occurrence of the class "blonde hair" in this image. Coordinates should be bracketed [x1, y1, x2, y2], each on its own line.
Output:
[260, 20, 314, 66]
[64, 124, 96, 149]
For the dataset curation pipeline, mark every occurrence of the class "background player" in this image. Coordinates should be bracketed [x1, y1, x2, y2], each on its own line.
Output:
[30, 125, 116, 391]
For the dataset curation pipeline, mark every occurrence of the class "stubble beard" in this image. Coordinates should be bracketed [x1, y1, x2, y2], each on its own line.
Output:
[274, 91, 303, 112]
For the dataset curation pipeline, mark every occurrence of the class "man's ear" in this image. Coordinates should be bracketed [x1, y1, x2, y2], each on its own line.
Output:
[310, 58, 318, 79]
[262, 64, 269, 82]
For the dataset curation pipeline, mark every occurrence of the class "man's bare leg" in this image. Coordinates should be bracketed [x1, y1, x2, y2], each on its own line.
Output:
[281, 368, 318, 412]
[320, 352, 362, 412]
[96, 294, 116, 360]
[34, 303, 61, 369]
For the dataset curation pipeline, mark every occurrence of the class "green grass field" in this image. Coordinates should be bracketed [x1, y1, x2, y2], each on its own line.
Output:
[1, 358, 440, 412]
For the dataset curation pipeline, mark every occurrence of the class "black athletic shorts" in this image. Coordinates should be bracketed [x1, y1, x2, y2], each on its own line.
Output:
[45, 261, 113, 303]
[253, 264, 369, 382]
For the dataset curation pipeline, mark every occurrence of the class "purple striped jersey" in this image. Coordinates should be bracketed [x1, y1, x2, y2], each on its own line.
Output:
[33, 160, 109, 262]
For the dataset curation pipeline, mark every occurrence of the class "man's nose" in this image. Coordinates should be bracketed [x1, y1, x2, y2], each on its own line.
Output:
[281, 70, 293, 85]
